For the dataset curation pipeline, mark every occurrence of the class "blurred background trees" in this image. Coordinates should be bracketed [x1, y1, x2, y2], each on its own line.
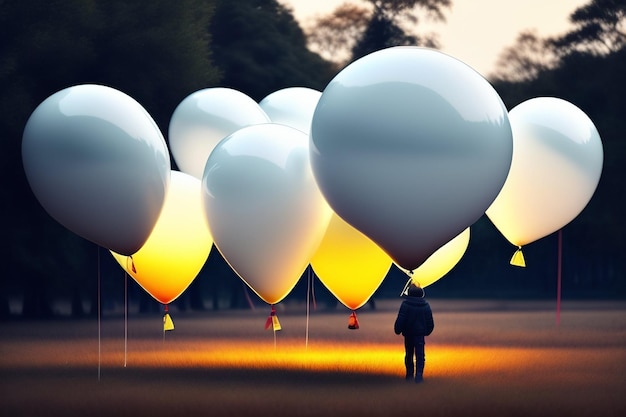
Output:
[477, 0, 626, 301]
[1, 0, 624, 319]
[305, 0, 451, 67]
[1, 0, 222, 318]
[209, 0, 335, 101]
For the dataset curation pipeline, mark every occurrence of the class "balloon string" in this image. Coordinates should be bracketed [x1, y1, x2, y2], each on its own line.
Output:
[272, 305, 277, 351]
[311, 267, 317, 311]
[401, 275, 413, 297]
[556, 229, 563, 326]
[305, 265, 310, 350]
[97, 245, 101, 381]
[124, 271, 128, 368]
[163, 303, 167, 344]
[243, 283, 255, 310]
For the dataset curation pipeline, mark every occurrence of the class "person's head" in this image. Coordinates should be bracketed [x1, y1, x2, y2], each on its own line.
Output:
[408, 283, 424, 298]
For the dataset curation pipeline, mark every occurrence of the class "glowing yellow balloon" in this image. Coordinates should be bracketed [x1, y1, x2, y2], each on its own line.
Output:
[311, 214, 393, 310]
[403, 227, 470, 288]
[111, 170, 213, 304]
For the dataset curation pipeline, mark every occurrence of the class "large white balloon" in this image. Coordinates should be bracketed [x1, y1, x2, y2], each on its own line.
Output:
[259, 87, 322, 134]
[169, 87, 270, 179]
[202, 123, 332, 305]
[486, 97, 603, 250]
[22, 84, 170, 255]
[310, 46, 513, 272]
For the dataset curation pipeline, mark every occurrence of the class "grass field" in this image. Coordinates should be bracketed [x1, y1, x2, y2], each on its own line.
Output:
[1, 299, 625, 417]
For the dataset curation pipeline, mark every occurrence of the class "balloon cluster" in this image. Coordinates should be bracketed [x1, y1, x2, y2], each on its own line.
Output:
[22, 47, 603, 322]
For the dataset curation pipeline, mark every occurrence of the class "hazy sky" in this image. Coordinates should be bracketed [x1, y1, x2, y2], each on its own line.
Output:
[280, 0, 589, 77]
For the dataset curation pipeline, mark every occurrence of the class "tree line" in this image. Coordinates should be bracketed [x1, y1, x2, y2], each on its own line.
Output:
[1, 0, 624, 319]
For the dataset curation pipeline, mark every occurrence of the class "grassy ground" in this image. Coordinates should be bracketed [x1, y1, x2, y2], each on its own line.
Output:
[1, 299, 625, 417]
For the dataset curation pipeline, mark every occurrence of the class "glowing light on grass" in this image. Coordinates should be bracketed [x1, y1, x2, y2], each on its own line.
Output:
[8, 338, 618, 383]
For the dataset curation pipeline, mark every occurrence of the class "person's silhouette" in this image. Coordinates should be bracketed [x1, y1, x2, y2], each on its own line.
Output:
[394, 283, 434, 383]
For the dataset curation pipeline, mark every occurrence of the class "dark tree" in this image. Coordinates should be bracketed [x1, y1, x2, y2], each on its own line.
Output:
[492, 0, 626, 82]
[351, 0, 450, 60]
[1, 0, 221, 318]
[305, 0, 451, 66]
[550, 0, 626, 56]
[304, 3, 371, 66]
[351, 12, 418, 60]
[488, 0, 626, 298]
[490, 30, 558, 82]
[209, 0, 335, 101]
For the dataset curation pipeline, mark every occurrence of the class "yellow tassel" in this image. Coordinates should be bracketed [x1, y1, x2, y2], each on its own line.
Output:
[265, 306, 281, 331]
[510, 247, 526, 267]
[163, 313, 174, 331]
[272, 314, 282, 332]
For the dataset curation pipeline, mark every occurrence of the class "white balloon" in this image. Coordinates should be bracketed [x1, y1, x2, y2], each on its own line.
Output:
[259, 87, 322, 134]
[486, 97, 603, 248]
[310, 47, 513, 271]
[169, 87, 270, 179]
[202, 123, 332, 305]
[22, 84, 170, 255]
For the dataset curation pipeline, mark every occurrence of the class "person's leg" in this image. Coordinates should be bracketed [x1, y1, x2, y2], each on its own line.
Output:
[404, 336, 415, 380]
[415, 337, 425, 383]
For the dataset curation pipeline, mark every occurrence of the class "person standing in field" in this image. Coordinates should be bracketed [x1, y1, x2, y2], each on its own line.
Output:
[394, 283, 434, 383]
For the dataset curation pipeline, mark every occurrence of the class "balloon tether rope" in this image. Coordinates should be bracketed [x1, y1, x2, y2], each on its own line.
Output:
[163, 304, 169, 343]
[272, 305, 277, 350]
[400, 270, 414, 297]
[243, 283, 255, 310]
[556, 229, 563, 327]
[123, 270, 128, 368]
[97, 245, 101, 381]
[305, 266, 311, 350]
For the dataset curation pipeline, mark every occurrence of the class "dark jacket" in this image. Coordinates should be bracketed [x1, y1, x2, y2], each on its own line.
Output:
[394, 296, 434, 337]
